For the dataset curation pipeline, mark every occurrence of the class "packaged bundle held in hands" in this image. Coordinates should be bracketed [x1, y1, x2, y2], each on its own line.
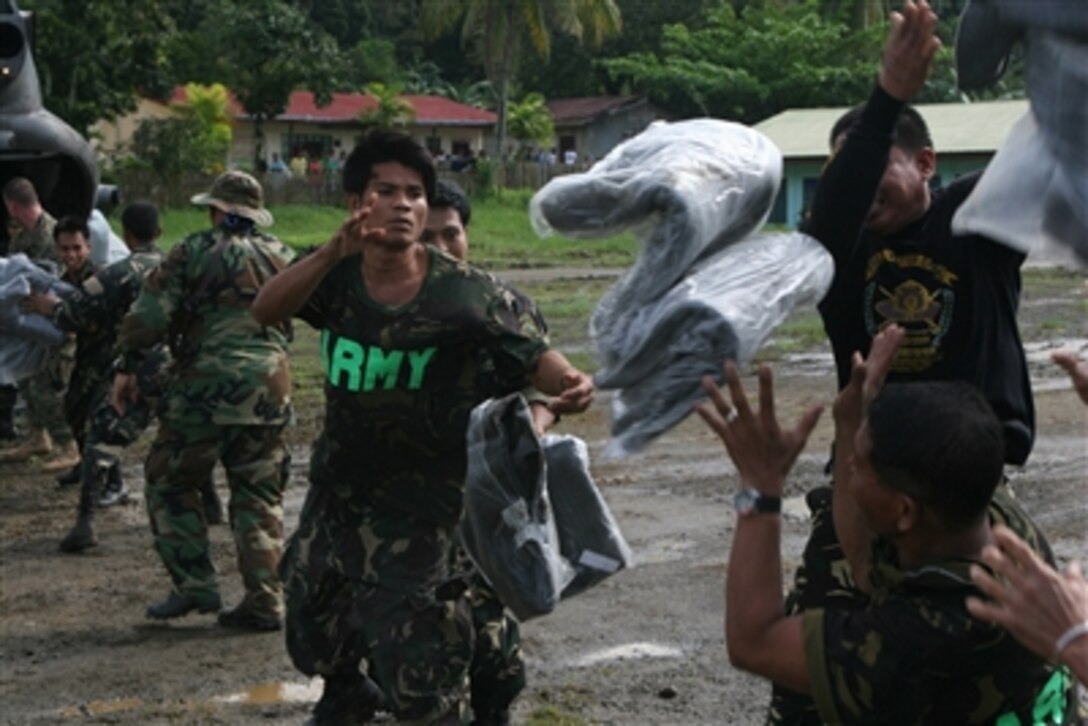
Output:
[0, 254, 74, 385]
[461, 394, 632, 620]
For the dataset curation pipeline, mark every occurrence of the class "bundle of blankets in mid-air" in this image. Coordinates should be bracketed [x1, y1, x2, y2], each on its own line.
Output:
[461, 393, 632, 621]
[952, 0, 1088, 264]
[0, 254, 73, 385]
[530, 119, 834, 455]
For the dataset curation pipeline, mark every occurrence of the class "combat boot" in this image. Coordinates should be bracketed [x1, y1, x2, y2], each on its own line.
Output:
[55, 462, 81, 486]
[308, 672, 385, 725]
[59, 513, 97, 553]
[200, 477, 225, 525]
[146, 591, 222, 620]
[41, 438, 80, 473]
[97, 463, 129, 508]
[0, 429, 52, 461]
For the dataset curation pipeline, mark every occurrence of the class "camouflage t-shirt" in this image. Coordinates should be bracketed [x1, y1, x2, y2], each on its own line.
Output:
[298, 245, 548, 525]
[118, 225, 295, 427]
[10, 211, 56, 262]
[802, 489, 1076, 725]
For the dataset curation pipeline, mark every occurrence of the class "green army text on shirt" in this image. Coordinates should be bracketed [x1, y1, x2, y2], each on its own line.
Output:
[298, 245, 548, 526]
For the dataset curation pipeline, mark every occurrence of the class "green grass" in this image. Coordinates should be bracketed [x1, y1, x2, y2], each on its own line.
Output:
[143, 191, 638, 269]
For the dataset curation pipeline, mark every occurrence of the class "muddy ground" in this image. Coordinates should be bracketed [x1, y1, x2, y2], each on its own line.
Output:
[1, 268, 1085, 726]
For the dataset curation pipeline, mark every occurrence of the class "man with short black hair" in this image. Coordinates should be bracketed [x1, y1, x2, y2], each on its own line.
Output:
[25, 201, 170, 552]
[696, 326, 1075, 724]
[254, 130, 594, 724]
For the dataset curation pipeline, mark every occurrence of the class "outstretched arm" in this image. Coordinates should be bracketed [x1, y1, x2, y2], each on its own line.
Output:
[531, 349, 594, 416]
[830, 325, 905, 590]
[696, 362, 823, 692]
[967, 525, 1088, 685]
[252, 203, 383, 325]
[1051, 350, 1088, 405]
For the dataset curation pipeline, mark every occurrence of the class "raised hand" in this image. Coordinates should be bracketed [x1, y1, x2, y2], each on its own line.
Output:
[879, 0, 942, 101]
[696, 362, 823, 494]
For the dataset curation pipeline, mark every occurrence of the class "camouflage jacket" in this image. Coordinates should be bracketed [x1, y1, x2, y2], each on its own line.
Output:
[118, 225, 295, 427]
[53, 244, 162, 395]
[299, 245, 549, 525]
[802, 488, 1076, 725]
[10, 211, 56, 262]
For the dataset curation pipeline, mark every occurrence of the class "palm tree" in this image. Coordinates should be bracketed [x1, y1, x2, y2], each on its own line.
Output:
[358, 82, 417, 130]
[507, 92, 555, 152]
[421, 0, 621, 160]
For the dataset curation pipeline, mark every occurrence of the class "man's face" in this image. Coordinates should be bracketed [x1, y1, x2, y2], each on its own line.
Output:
[846, 420, 903, 536]
[864, 145, 934, 236]
[350, 161, 427, 247]
[421, 206, 468, 261]
[56, 231, 90, 272]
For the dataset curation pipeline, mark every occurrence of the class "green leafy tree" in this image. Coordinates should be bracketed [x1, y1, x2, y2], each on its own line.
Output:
[421, 0, 622, 159]
[507, 92, 554, 151]
[171, 0, 341, 170]
[603, 2, 884, 123]
[358, 83, 417, 129]
[343, 38, 405, 91]
[175, 83, 233, 173]
[19, 0, 174, 135]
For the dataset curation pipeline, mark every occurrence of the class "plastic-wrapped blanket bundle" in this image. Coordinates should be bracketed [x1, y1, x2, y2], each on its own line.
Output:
[460, 394, 632, 621]
[530, 119, 781, 307]
[0, 254, 74, 385]
[598, 233, 833, 456]
[953, 0, 1088, 263]
[530, 119, 833, 456]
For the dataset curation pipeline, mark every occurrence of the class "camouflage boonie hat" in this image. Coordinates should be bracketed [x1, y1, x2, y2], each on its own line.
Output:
[191, 171, 274, 226]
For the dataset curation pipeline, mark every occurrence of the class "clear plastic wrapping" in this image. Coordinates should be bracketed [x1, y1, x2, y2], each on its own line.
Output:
[0, 254, 74, 384]
[597, 233, 833, 456]
[460, 394, 632, 620]
[530, 119, 782, 305]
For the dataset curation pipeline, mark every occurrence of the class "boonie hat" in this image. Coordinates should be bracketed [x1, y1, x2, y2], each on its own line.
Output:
[190, 171, 274, 227]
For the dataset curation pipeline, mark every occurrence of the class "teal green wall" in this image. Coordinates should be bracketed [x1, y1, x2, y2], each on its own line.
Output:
[770, 153, 994, 229]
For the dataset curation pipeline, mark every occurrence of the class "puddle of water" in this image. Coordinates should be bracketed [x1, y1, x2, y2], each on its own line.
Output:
[568, 641, 684, 668]
[216, 679, 322, 705]
[59, 697, 145, 718]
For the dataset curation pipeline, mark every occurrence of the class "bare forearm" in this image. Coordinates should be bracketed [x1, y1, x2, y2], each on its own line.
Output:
[532, 349, 577, 396]
[252, 244, 338, 325]
[726, 515, 786, 662]
[832, 426, 872, 590]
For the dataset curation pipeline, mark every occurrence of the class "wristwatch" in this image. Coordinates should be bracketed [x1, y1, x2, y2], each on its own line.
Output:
[734, 488, 782, 517]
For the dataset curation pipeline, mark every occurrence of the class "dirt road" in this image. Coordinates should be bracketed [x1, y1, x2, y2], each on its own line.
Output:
[1, 270, 1084, 725]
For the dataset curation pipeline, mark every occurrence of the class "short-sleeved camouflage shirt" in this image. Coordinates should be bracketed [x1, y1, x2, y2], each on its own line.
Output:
[802, 489, 1076, 725]
[10, 211, 56, 262]
[298, 245, 548, 525]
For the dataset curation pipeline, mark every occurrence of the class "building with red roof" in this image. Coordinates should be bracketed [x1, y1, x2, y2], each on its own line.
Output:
[545, 96, 666, 163]
[94, 87, 497, 170]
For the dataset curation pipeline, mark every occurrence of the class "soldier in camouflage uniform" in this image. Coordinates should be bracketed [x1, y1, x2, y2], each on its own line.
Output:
[423, 178, 553, 725]
[21, 203, 183, 552]
[114, 172, 295, 629]
[22, 216, 100, 472]
[252, 131, 594, 725]
[697, 326, 1076, 725]
[1, 176, 79, 469]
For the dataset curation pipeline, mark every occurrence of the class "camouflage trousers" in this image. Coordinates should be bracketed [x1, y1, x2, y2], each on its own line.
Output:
[64, 364, 110, 448]
[17, 340, 75, 445]
[452, 544, 527, 718]
[282, 484, 472, 725]
[769, 486, 869, 726]
[75, 384, 157, 516]
[145, 417, 288, 616]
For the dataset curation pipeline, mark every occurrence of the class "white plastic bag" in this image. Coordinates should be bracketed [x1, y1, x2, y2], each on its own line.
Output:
[0, 255, 73, 384]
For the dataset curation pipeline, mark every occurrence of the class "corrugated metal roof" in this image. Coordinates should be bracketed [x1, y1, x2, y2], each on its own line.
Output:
[754, 99, 1030, 157]
[170, 87, 496, 126]
[546, 96, 645, 124]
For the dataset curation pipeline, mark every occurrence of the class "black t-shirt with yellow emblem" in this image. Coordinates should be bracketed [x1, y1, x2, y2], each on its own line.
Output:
[807, 86, 1034, 465]
[297, 245, 548, 525]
